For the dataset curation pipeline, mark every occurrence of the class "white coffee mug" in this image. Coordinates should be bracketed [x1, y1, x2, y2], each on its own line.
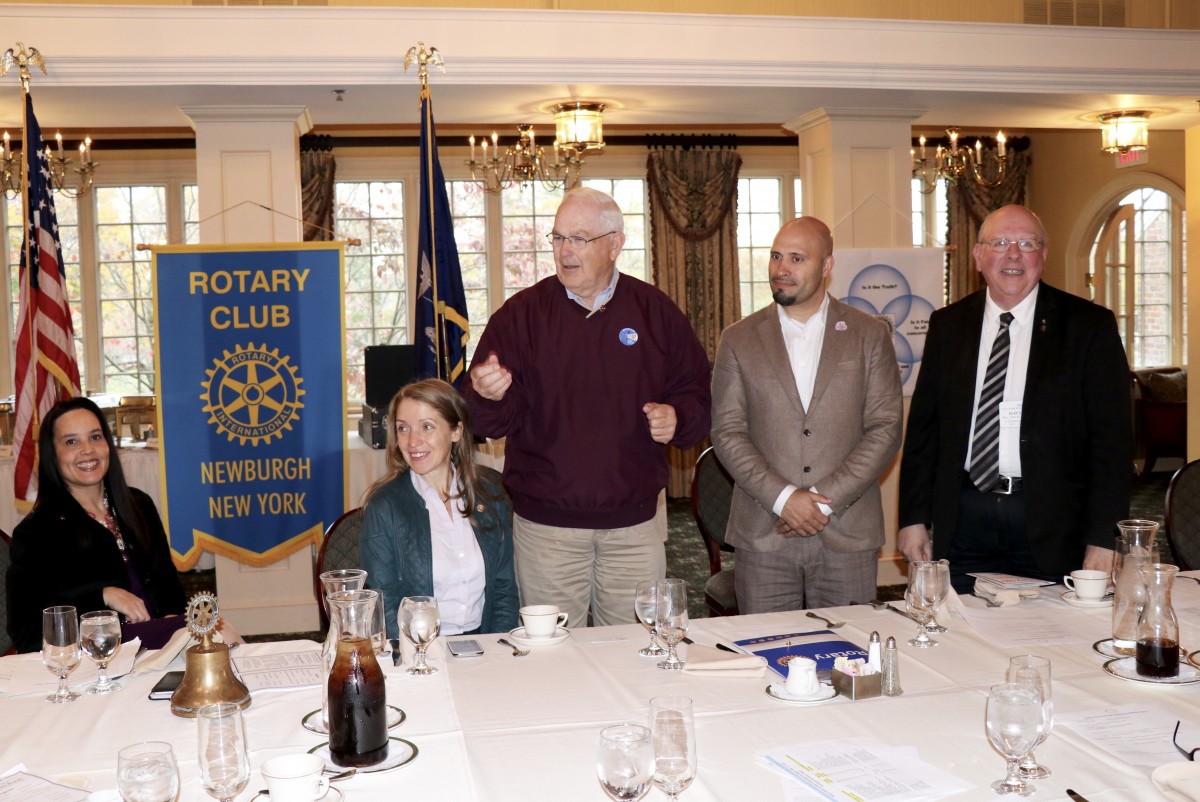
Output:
[261, 754, 329, 802]
[519, 605, 569, 638]
[784, 657, 820, 697]
[1064, 569, 1109, 601]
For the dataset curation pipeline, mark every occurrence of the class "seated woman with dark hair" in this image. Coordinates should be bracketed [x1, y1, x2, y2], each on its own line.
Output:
[6, 397, 188, 652]
[360, 379, 518, 639]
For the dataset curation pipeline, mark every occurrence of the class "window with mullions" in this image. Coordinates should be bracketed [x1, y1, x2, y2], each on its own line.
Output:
[335, 180, 406, 403]
[96, 186, 166, 393]
[4, 192, 86, 390]
[446, 180, 488, 363]
[737, 177, 783, 317]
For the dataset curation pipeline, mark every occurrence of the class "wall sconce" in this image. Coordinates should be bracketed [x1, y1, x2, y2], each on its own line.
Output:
[1099, 111, 1149, 154]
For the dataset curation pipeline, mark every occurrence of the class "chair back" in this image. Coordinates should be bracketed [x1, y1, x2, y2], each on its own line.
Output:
[0, 530, 12, 655]
[691, 447, 738, 616]
[1166, 459, 1200, 570]
[314, 508, 364, 623]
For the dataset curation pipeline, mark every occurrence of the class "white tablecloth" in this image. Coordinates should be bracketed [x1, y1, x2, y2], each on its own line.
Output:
[2, 583, 1197, 801]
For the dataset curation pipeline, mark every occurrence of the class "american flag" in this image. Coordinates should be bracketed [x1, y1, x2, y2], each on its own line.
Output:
[13, 92, 81, 506]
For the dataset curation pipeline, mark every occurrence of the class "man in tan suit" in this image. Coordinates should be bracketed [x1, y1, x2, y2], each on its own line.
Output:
[711, 217, 903, 612]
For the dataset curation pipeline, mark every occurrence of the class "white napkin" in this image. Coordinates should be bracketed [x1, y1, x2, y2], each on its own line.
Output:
[681, 644, 767, 678]
[973, 580, 1041, 607]
[131, 627, 193, 674]
[1153, 762, 1200, 801]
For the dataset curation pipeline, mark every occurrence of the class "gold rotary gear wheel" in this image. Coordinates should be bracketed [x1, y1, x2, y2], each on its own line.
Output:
[200, 342, 304, 446]
[186, 592, 220, 637]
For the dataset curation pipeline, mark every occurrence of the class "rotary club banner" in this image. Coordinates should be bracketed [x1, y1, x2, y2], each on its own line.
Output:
[152, 243, 347, 568]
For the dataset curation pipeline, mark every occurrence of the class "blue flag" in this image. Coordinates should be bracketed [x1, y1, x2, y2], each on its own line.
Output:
[414, 89, 469, 387]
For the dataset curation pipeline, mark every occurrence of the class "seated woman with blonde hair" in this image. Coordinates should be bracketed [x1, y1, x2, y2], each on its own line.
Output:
[360, 379, 518, 639]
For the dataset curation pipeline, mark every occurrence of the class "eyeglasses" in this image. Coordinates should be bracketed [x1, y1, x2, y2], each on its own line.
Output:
[546, 231, 617, 249]
[981, 237, 1043, 253]
[1175, 721, 1198, 761]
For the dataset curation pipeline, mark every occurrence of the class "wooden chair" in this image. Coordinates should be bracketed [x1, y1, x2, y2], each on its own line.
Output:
[115, 395, 156, 443]
[0, 529, 13, 656]
[1166, 459, 1200, 571]
[691, 447, 738, 617]
[314, 508, 364, 628]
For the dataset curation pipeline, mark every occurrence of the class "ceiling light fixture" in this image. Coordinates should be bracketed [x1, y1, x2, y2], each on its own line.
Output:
[465, 101, 605, 194]
[911, 127, 1007, 195]
[1098, 110, 1149, 154]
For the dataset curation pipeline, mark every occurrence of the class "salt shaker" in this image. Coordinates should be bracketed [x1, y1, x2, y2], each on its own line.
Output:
[867, 631, 882, 672]
[882, 635, 903, 696]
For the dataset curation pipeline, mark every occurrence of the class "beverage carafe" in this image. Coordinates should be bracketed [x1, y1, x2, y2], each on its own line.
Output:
[1135, 563, 1180, 679]
[318, 569, 368, 729]
[327, 589, 389, 768]
[1111, 519, 1158, 655]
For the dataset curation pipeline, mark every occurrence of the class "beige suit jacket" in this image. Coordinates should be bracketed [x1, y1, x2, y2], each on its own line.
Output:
[711, 296, 903, 553]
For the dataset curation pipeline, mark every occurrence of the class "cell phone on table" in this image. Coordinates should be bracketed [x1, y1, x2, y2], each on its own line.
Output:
[446, 639, 484, 658]
[148, 670, 184, 700]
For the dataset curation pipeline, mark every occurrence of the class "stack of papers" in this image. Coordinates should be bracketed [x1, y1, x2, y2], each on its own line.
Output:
[757, 737, 973, 801]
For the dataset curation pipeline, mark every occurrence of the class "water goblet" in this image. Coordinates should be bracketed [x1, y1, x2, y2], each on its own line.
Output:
[905, 561, 940, 648]
[197, 702, 250, 802]
[634, 580, 666, 657]
[597, 723, 654, 801]
[925, 559, 952, 634]
[400, 595, 440, 675]
[654, 578, 689, 671]
[1007, 655, 1053, 779]
[42, 605, 80, 703]
[650, 695, 697, 800]
[81, 610, 123, 694]
[985, 682, 1043, 796]
[117, 741, 180, 802]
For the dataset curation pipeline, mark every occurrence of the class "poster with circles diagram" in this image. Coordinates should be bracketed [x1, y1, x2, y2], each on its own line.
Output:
[827, 248, 945, 397]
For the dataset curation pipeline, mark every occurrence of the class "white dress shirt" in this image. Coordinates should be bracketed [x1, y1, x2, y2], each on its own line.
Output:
[771, 296, 834, 517]
[412, 469, 486, 634]
[964, 286, 1039, 478]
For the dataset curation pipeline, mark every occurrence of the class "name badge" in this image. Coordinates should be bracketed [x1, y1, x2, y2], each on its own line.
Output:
[999, 402, 1022, 428]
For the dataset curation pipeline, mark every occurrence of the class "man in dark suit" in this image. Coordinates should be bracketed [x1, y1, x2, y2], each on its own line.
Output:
[898, 204, 1130, 593]
[712, 217, 903, 612]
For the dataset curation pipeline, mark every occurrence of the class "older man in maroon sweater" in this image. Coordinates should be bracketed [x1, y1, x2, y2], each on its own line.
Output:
[464, 188, 711, 628]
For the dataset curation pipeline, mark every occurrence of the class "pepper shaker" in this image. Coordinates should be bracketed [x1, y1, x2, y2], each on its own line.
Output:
[882, 635, 903, 696]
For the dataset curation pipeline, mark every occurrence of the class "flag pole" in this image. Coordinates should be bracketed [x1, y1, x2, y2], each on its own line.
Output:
[421, 84, 443, 381]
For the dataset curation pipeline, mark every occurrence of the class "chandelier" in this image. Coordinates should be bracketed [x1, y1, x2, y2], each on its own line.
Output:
[465, 101, 606, 194]
[1098, 111, 1149, 154]
[2, 131, 97, 199]
[911, 127, 1007, 195]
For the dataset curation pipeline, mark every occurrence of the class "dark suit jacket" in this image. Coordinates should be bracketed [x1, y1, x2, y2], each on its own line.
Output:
[7, 488, 186, 653]
[899, 283, 1132, 577]
[713, 297, 903, 553]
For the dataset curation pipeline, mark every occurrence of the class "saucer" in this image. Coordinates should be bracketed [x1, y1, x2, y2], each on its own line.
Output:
[1061, 591, 1112, 609]
[506, 627, 570, 648]
[251, 786, 344, 802]
[1102, 657, 1200, 685]
[765, 683, 838, 705]
[1093, 638, 1185, 660]
[308, 737, 418, 774]
[302, 705, 406, 735]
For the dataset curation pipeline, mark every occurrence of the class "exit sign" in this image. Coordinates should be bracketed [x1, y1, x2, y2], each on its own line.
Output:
[1115, 150, 1149, 169]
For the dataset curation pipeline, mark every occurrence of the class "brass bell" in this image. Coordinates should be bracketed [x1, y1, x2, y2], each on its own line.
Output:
[170, 592, 251, 718]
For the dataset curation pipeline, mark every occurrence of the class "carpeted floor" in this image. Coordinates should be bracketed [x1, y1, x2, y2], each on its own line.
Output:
[181, 467, 1178, 639]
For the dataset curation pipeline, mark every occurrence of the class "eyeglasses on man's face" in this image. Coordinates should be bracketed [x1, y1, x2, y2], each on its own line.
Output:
[981, 237, 1043, 253]
[1175, 721, 1198, 761]
[546, 231, 617, 249]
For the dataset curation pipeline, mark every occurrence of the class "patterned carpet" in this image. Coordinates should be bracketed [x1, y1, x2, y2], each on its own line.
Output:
[180, 467, 1177, 638]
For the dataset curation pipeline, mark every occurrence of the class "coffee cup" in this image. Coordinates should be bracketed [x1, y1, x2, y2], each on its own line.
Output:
[261, 754, 329, 802]
[784, 657, 820, 698]
[1064, 569, 1109, 601]
[519, 605, 569, 638]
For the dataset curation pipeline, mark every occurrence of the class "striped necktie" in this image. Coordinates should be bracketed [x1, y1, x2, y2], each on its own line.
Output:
[969, 311, 1015, 492]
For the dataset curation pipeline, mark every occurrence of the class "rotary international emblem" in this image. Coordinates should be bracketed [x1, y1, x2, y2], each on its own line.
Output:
[200, 342, 304, 446]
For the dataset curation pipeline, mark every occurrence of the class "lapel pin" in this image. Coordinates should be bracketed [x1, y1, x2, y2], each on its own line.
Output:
[835, 321, 848, 331]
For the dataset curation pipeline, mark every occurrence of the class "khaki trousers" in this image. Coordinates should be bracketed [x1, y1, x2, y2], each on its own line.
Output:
[513, 508, 667, 628]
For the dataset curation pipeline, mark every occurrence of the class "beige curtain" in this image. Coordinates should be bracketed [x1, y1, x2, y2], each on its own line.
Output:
[945, 136, 1031, 302]
[300, 134, 336, 242]
[647, 139, 742, 497]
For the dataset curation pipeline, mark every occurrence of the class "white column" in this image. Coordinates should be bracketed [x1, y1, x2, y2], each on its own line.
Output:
[785, 108, 922, 586]
[180, 105, 318, 635]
